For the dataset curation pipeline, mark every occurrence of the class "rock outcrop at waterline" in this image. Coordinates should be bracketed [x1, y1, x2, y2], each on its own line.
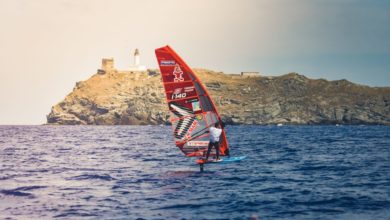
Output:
[47, 69, 390, 125]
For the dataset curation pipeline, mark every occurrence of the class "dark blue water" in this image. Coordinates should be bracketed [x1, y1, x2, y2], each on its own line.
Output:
[0, 125, 389, 219]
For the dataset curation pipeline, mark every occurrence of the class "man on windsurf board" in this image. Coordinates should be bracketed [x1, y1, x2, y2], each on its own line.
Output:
[205, 122, 223, 162]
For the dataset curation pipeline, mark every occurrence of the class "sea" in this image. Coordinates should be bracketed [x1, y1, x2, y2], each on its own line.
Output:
[0, 125, 389, 220]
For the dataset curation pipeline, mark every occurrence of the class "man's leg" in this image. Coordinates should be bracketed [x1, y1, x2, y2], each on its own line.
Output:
[205, 142, 213, 161]
[215, 142, 220, 160]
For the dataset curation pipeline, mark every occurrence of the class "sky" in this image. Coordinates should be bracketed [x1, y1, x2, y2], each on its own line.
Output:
[0, 0, 389, 125]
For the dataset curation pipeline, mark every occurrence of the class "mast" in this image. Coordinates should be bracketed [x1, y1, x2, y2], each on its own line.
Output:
[155, 45, 229, 159]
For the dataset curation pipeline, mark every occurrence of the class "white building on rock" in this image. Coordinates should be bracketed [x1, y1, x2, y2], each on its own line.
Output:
[129, 48, 146, 71]
[98, 48, 147, 74]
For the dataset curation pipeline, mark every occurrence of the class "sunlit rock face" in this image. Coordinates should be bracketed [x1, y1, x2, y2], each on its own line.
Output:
[47, 69, 390, 125]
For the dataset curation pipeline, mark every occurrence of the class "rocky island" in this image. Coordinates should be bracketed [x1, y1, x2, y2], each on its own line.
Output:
[47, 67, 390, 125]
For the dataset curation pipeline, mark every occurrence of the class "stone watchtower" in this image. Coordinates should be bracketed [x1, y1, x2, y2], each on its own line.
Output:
[98, 58, 115, 74]
[98, 48, 146, 74]
[102, 58, 114, 71]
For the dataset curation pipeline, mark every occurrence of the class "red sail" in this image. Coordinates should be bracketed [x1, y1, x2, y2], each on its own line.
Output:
[155, 45, 229, 157]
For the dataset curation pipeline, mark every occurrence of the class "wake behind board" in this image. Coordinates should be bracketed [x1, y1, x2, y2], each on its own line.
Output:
[196, 156, 246, 165]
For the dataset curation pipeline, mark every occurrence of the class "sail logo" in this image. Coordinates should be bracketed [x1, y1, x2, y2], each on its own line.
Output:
[192, 101, 201, 111]
[196, 114, 203, 120]
[187, 141, 209, 147]
[173, 88, 183, 94]
[173, 64, 184, 82]
[160, 60, 175, 66]
[185, 120, 198, 140]
[184, 86, 194, 92]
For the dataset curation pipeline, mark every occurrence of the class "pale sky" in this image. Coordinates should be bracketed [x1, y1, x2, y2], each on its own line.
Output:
[0, 0, 389, 125]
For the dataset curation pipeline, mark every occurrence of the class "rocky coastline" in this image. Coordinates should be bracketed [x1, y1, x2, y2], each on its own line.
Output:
[47, 69, 390, 125]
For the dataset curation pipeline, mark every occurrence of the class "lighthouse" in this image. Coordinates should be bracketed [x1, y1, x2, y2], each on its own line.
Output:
[97, 48, 147, 75]
[129, 48, 146, 71]
[134, 48, 140, 66]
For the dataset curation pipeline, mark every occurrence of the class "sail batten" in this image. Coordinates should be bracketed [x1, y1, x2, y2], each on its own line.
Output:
[155, 45, 229, 157]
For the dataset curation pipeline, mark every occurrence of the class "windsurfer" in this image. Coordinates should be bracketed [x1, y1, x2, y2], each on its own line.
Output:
[205, 122, 223, 161]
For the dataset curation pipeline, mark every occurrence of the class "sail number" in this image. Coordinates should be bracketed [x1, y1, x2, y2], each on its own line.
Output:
[171, 93, 187, 99]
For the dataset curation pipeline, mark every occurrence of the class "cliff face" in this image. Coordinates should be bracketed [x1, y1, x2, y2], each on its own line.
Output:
[47, 69, 390, 125]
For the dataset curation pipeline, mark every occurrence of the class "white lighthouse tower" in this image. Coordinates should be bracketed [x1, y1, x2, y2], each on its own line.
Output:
[129, 48, 146, 71]
[134, 48, 140, 66]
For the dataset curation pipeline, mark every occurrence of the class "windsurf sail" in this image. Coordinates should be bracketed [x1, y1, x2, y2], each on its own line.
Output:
[155, 45, 229, 157]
